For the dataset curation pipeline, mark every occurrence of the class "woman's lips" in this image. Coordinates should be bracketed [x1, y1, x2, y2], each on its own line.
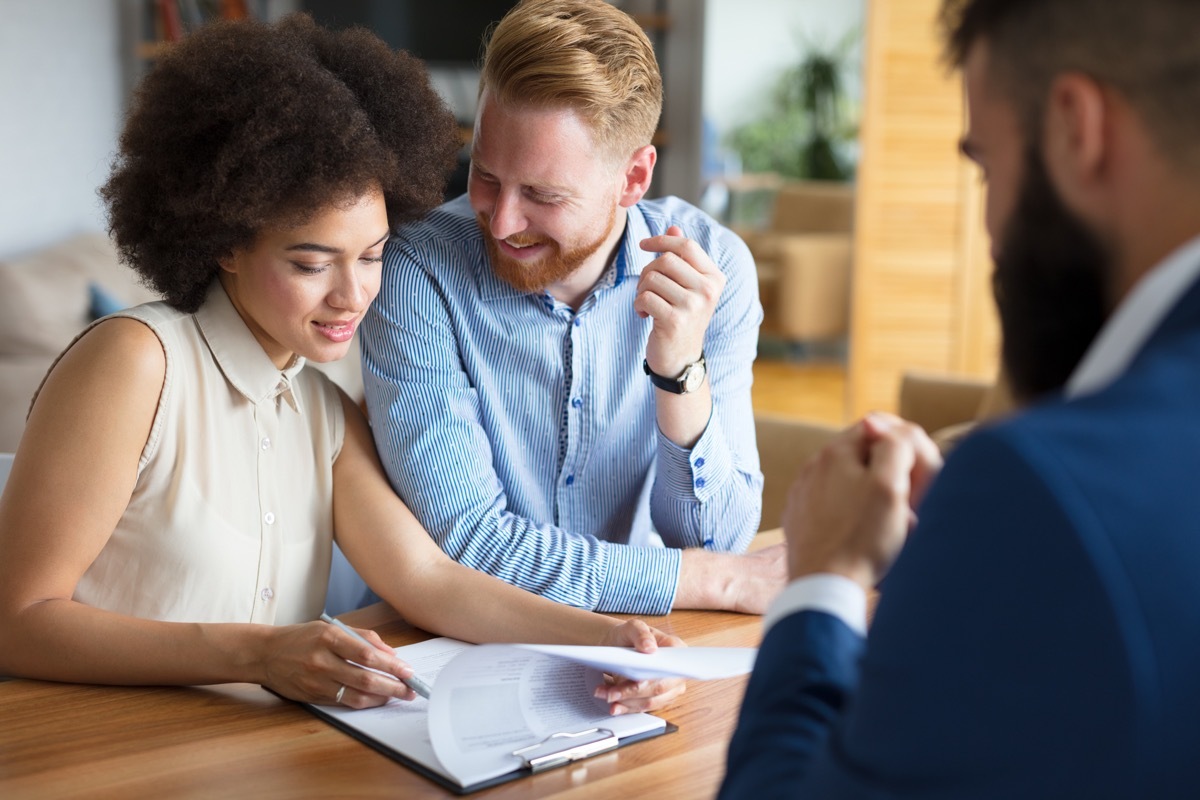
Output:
[312, 319, 357, 343]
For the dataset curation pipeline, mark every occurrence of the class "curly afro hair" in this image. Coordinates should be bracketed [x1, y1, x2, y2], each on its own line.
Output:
[102, 13, 461, 312]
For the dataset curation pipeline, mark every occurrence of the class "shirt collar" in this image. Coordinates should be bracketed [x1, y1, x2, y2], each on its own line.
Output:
[618, 202, 653, 279]
[1066, 233, 1200, 398]
[195, 281, 307, 413]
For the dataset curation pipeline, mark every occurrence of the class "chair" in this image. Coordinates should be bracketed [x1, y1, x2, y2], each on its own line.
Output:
[755, 413, 838, 531]
[754, 369, 1013, 532]
[898, 369, 1014, 453]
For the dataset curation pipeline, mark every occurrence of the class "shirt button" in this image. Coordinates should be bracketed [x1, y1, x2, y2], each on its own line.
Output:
[261, 437, 271, 450]
[571, 398, 582, 409]
[264, 512, 276, 525]
[695, 478, 706, 488]
[694, 457, 705, 468]
[260, 587, 274, 602]
[574, 318, 581, 327]
[566, 474, 575, 486]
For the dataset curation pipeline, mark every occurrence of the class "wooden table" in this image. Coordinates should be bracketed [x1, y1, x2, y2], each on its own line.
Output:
[0, 535, 781, 799]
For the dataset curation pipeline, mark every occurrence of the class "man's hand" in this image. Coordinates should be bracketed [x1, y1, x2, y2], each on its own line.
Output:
[783, 413, 943, 590]
[636, 224, 725, 378]
[674, 544, 789, 614]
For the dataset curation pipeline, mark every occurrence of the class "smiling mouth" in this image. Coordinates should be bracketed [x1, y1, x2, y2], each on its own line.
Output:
[312, 319, 357, 342]
[498, 238, 547, 258]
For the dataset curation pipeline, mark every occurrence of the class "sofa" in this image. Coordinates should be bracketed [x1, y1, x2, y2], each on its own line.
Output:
[736, 180, 855, 344]
[0, 231, 363, 454]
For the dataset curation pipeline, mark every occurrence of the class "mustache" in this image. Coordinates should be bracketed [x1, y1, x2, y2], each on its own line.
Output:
[476, 217, 546, 248]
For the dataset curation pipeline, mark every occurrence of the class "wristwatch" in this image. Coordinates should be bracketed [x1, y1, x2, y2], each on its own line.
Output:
[643, 353, 707, 394]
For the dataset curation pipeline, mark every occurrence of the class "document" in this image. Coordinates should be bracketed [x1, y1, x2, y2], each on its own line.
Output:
[304, 638, 756, 794]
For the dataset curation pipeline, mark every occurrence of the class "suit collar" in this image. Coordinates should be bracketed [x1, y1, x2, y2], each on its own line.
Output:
[1066, 234, 1200, 399]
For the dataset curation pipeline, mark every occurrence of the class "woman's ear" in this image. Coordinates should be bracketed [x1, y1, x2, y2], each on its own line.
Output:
[217, 251, 238, 275]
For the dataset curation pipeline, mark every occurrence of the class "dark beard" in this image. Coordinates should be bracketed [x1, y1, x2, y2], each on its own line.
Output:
[993, 150, 1113, 403]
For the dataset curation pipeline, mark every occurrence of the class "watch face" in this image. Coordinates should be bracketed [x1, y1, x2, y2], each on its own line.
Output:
[681, 361, 706, 393]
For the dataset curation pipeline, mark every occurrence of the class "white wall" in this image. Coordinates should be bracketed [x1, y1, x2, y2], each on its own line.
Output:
[703, 0, 864, 145]
[0, 0, 124, 260]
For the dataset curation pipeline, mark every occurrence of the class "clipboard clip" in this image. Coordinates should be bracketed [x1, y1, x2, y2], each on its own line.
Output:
[512, 727, 619, 773]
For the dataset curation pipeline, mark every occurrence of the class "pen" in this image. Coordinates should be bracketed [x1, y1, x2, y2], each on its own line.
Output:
[319, 612, 433, 699]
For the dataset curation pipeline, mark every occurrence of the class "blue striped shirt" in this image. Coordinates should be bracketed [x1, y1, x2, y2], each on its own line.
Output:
[361, 194, 763, 614]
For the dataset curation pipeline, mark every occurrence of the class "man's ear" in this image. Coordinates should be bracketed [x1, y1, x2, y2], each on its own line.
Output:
[618, 145, 657, 208]
[1042, 72, 1110, 212]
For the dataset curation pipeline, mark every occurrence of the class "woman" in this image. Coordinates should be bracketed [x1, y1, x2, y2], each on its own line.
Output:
[0, 15, 683, 714]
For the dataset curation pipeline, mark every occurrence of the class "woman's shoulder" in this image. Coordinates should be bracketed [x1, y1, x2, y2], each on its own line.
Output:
[25, 314, 168, 463]
[44, 315, 168, 403]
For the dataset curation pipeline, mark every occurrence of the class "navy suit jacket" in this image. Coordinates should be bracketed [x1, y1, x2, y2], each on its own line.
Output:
[721, 277, 1200, 798]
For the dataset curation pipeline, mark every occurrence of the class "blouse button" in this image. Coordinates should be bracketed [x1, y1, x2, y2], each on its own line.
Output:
[264, 512, 276, 525]
[261, 437, 271, 450]
[260, 587, 274, 602]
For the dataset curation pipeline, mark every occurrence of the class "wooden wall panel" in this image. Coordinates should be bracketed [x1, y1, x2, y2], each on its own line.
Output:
[849, 0, 999, 417]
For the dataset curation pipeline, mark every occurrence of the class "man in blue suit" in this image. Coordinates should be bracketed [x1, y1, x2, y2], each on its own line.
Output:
[721, 0, 1200, 796]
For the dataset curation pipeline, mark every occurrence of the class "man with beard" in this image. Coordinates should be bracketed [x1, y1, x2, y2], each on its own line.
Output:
[351, 0, 784, 617]
[720, 0, 1200, 796]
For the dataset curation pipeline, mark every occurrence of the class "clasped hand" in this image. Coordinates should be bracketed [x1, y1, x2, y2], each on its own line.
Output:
[783, 413, 943, 590]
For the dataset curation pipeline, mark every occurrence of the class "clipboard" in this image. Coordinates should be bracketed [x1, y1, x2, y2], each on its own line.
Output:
[299, 700, 677, 795]
[278, 635, 750, 794]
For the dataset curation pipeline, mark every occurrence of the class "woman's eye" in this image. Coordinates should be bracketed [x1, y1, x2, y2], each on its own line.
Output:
[293, 263, 326, 275]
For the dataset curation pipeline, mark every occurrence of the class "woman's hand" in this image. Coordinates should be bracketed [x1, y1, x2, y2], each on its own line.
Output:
[257, 621, 420, 708]
[594, 619, 688, 715]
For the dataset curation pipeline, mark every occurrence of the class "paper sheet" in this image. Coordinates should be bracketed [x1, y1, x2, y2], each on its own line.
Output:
[313, 638, 756, 789]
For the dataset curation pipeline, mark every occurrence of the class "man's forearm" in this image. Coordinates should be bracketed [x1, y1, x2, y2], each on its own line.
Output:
[674, 546, 787, 613]
[653, 380, 713, 448]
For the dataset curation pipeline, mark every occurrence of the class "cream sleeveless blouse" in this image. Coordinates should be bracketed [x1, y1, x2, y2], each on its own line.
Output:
[49, 282, 345, 625]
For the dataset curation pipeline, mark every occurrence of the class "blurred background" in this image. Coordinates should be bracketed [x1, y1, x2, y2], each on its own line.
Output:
[0, 0, 1000, 455]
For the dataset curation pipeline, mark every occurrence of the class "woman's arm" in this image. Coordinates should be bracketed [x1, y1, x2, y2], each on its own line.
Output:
[332, 393, 687, 712]
[0, 321, 415, 707]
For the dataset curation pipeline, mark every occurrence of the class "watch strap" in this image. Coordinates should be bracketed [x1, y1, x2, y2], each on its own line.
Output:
[643, 353, 706, 394]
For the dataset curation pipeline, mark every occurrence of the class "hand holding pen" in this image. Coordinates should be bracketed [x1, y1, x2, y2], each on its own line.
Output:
[319, 613, 433, 703]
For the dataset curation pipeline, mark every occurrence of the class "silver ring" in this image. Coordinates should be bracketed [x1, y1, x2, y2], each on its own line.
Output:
[335, 684, 347, 704]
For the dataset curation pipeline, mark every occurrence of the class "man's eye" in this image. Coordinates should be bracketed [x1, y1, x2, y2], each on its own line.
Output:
[293, 263, 326, 275]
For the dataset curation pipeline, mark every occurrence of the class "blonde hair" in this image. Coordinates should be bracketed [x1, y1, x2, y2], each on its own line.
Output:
[480, 0, 663, 160]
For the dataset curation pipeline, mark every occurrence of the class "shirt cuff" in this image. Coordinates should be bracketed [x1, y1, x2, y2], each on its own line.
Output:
[655, 407, 730, 504]
[594, 543, 682, 615]
[763, 574, 868, 637]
